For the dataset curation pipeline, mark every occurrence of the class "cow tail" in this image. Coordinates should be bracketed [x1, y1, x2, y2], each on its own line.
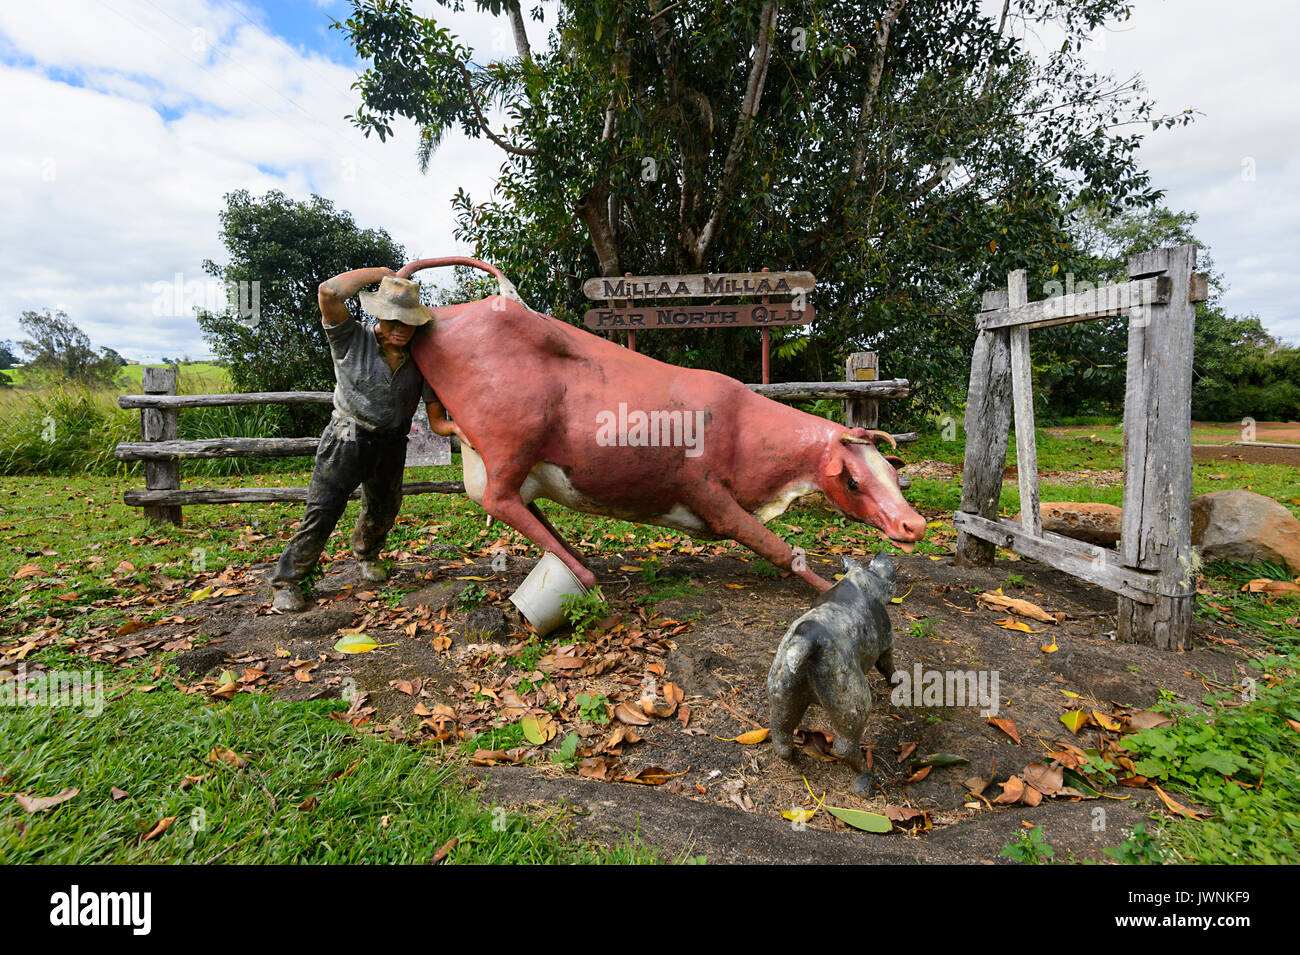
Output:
[395, 256, 526, 306]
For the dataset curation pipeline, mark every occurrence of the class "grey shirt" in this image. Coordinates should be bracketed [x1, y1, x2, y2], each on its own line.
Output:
[323, 315, 433, 434]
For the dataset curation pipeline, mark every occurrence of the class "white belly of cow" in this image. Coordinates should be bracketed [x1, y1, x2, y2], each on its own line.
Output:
[460, 444, 815, 536]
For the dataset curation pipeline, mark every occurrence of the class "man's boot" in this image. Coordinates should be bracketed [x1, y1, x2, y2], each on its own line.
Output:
[272, 584, 307, 612]
[358, 559, 389, 583]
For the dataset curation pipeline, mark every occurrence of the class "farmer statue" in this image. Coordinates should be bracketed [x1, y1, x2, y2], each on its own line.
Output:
[270, 267, 437, 612]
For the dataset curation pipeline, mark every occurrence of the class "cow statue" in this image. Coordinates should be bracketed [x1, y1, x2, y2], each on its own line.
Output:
[398, 257, 926, 592]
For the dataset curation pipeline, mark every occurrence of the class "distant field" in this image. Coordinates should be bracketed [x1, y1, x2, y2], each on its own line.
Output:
[1047, 420, 1300, 446]
[4, 362, 230, 395]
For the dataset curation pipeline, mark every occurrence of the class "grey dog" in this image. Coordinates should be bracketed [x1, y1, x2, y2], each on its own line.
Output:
[767, 553, 897, 793]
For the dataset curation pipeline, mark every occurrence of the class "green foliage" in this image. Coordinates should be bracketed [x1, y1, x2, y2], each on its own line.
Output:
[560, 585, 606, 636]
[177, 404, 309, 477]
[16, 310, 125, 390]
[338, 1, 1185, 422]
[1123, 655, 1300, 864]
[0, 388, 137, 476]
[1000, 825, 1055, 864]
[456, 582, 489, 611]
[575, 692, 610, 725]
[549, 732, 582, 767]
[1104, 823, 1168, 865]
[195, 189, 405, 436]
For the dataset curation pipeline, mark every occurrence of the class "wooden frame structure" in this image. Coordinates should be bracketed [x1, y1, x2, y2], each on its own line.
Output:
[954, 245, 1208, 649]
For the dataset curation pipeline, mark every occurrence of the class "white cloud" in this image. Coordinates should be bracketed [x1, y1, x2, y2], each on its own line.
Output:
[0, 0, 509, 361]
[1080, 0, 1300, 342]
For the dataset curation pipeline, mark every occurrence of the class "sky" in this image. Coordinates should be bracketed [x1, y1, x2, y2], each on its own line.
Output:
[0, 0, 1296, 363]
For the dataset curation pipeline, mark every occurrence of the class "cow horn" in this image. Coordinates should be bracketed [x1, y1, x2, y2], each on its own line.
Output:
[840, 430, 898, 450]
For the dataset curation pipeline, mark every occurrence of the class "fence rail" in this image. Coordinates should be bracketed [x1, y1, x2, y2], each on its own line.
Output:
[117, 353, 916, 522]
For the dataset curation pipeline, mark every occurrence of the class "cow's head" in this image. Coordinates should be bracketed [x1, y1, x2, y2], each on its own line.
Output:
[819, 428, 926, 549]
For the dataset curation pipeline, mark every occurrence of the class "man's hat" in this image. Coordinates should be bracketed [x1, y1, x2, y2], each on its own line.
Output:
[358, 275, 433, 326]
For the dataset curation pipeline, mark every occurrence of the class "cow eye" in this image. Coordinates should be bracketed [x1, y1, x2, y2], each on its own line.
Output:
[847, 476, 859, 492]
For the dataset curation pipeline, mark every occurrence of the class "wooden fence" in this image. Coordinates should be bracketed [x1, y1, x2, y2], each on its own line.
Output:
[117, 351, 916, 523]
[954, 245, 1208, 650]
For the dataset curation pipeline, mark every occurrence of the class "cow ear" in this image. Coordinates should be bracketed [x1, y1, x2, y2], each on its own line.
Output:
[885, 455, 905, 471]
[823, 450, 844, 478]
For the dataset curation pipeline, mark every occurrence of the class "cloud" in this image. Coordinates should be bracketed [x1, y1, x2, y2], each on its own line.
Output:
[0, 0, 507, 361]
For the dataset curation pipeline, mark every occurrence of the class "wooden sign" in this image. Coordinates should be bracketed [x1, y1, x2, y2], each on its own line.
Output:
[583, 303, 815, 331]
[583, 271, 816, 301]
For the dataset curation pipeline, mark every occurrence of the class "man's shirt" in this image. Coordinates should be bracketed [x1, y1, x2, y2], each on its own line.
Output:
[323, 315, 433, 435]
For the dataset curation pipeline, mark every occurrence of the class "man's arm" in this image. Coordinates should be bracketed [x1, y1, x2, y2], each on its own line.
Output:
[317, 267, 396, 326]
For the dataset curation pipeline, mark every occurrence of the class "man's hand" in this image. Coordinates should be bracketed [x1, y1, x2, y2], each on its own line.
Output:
[318, 267, 396, 326]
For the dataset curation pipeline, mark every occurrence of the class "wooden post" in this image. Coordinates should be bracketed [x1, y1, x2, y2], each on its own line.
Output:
[843, 352, 879, 429]
[1116, 245, 1197, 649]
[141, 366, 182, 525]
[955, 291, 1013, 566]
[1005, 271, 1042, 537]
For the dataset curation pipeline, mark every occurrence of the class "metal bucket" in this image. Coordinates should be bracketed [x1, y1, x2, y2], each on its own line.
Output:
[508, 551, 588, 636]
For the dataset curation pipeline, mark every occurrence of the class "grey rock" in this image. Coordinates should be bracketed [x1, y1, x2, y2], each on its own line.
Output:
[1191, 489, 1300, 573]
[767, 553, 896, 793]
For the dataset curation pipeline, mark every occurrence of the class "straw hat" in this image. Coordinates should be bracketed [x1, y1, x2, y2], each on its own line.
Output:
[358, 275, 433, 326]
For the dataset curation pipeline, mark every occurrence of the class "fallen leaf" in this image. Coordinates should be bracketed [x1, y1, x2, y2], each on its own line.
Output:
[1128, 710, 1175, 730]
[1060, 710, 1088, 735]
[430, 837, 457, 864]
[334, 633, 396, 654]
[825, 805, 892, 832]
[614, 701, 651, 726]
[994, 775, 1025, 804]
[717, 728, 770, 744]
[142, 816, 177, 841]
[978, 592, 1058, 623]
[1152, 784, 1207, 820]
[110, 787, 129, 801]
[988, 717, 1021, 744]
[521, 714, 557, 745]
[620, 766, 687, 785]
[15, 788, 79, 812]
[206, 747, 247, 768]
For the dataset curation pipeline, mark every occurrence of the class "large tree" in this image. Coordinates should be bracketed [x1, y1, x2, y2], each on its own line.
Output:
[337, 0, 1189, 417]
[18, 309, 124, 389]
[196, 189, 406, 435]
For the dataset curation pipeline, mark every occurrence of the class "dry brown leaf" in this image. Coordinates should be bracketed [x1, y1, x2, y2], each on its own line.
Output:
[1152, 784, 1207, 820]
[142, 815, 177, 842]
[993, 775, 1025, 804]
[14, 788, 79, 813]
[614, 701, 652, 726]
[988, 717, 1021, 744]
[978, 591, 1058, 623]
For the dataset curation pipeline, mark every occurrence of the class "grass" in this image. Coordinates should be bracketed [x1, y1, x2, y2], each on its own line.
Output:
[0, 661, 659, 864]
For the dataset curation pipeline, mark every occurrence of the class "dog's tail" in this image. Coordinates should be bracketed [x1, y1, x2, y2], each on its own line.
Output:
[395, 256, 525, 305]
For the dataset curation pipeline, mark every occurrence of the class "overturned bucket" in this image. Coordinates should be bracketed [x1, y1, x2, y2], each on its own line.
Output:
[509, 551, 588, 637]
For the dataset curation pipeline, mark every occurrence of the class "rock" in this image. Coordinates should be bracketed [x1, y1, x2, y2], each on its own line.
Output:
[1037, 502, 1122, 547]
[1010, 502, 1121, 546]
[1190, 490, 1300, 573]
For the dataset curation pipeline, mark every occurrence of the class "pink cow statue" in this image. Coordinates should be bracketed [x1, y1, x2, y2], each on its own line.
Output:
[398, 257, 926, 592]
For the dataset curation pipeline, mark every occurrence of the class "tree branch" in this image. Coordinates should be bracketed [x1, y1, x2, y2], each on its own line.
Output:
[454, 58, 538, 156]
[849, 0, 906, 190]
[687, 0, 779, 266]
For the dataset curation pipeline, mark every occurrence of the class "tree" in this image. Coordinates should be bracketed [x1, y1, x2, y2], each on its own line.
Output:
[336, 0, 1190, 418]
[18, 310, 124, 388]
[0, 340, 19, 370]
[1029, 203, 1296, 423]
[196, 190, 406, 435]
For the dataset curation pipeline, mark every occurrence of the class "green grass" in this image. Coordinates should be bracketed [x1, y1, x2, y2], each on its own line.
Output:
[0, 663, 658, 864]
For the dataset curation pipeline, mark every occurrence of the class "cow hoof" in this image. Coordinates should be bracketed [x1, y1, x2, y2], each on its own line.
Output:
[358, 560, 389, 583]
[272, 587, 307, 612]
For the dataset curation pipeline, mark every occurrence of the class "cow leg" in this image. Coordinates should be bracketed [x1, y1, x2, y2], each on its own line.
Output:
[685, 480, 833, 591]
[480, 486, 598, 590]
[527, 501, 585, 564]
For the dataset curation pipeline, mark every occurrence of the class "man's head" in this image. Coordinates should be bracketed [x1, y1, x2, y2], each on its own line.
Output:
[359, 276, 433, 345]
[376, 318, 418, 348]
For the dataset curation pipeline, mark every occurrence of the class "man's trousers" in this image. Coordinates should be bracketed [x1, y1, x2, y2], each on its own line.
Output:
[272, 416, 406, 587]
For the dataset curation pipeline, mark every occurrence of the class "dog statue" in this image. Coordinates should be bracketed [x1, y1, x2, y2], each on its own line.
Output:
[767, 553, 897, 792]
